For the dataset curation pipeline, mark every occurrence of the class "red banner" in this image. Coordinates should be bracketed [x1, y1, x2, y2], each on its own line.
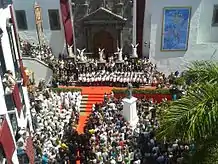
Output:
[136, 0, 146, 57]
[12, 84, 23, 113]
[25, 136, 35, 164]
[60, 0, 74, 46]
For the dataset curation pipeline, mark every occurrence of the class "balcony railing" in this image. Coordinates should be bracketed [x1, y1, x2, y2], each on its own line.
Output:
[2, 72, 16, 95]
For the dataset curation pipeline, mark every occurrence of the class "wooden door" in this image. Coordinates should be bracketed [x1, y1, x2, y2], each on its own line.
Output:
[93, 30, 115, 59]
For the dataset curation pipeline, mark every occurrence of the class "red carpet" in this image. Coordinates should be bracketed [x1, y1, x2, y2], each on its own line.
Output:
[76, 87, 112, 164]
[76, 87, 112, 133]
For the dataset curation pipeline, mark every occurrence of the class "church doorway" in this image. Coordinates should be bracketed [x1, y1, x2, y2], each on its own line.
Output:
[93, 30, 115, 60]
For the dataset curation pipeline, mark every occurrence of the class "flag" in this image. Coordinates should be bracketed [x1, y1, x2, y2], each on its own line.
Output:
[60, 0, 74, 46]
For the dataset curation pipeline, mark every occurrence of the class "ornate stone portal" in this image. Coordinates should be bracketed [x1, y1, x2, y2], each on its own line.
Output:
[78, 7, 126, 59]
[72, 0, 133, 59]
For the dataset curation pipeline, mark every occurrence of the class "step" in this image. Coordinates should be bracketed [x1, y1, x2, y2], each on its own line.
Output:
[84, 94, 104, 98]
[85, 104, 94, 108]
[80, 108, 92, 112]
[80, 103, 96, 108]
[85, 99, 103, 103]
[82, 93, 105, 96]
[86, 97, 104, 101]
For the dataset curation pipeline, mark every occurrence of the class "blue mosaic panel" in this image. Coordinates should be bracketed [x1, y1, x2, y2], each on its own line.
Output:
[161, 7, 191, 51]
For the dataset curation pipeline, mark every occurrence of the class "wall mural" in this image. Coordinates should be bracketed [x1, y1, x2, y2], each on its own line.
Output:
[161, 7, 191, 51]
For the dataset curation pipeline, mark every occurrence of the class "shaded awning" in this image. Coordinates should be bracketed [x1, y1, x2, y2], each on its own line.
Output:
[0, 118, 15, 164]
[12, 84, 23, 114]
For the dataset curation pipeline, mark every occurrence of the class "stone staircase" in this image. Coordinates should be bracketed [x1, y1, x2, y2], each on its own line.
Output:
[79, 94, 104, 113]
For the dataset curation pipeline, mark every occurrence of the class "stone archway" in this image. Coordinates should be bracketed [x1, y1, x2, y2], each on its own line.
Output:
[93, 30, 115, 59]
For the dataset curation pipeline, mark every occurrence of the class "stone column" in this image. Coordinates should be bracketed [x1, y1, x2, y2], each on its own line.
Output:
[116, 26, 123, 48]
[84, 27, 89, 50]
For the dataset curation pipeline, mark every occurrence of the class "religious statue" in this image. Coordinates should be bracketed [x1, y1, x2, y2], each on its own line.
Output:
[77, 48, 86, 62]
[98, 48, 105, 62]
[127, 83, 133, 99]
[114, 47, 123, 61]
[131, 43, 139, 58]
[68, 45, 75, 58]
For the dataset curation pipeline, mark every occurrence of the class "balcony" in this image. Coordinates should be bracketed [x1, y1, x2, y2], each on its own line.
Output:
[2, 71, 16, 95]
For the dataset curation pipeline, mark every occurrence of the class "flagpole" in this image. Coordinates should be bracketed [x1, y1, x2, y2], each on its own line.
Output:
[68, 0, 76, 56]
[132, 0, 137, 45]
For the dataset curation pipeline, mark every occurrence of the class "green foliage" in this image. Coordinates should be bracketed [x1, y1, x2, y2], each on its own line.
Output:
[192, 135, 218, 164]
[157, 61, 218, 163]
[112, 88, 171, 94]
[174, 76, 185, 86]
[157, 82, 218, 142]
[51, 87, 82, 93]
[184, 61, 218, 84]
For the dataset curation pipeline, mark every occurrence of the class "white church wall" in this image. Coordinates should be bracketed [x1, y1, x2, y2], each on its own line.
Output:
[13, 0, 66, 57]
[0, 7, 15, 76]
[145, 0, 218, 75]
[198, 0, 218, 43]
[0, 6, 29, 164]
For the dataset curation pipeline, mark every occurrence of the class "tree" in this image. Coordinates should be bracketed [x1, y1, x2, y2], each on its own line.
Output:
[157, 61, 218, 163]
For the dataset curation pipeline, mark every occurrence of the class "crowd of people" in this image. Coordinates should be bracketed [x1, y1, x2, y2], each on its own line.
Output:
[18, 39, 191, 163]
[19, 38, 55, 66]
[19, 39, 174, 88]
[24, 82, 193, 164]
[28, 86, 82, 163]
[66, 95, 193, 164]
[53, 57, 168, 88]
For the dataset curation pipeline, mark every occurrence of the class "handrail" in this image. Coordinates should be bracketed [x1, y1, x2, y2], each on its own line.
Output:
[22, 57, 52, 69]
